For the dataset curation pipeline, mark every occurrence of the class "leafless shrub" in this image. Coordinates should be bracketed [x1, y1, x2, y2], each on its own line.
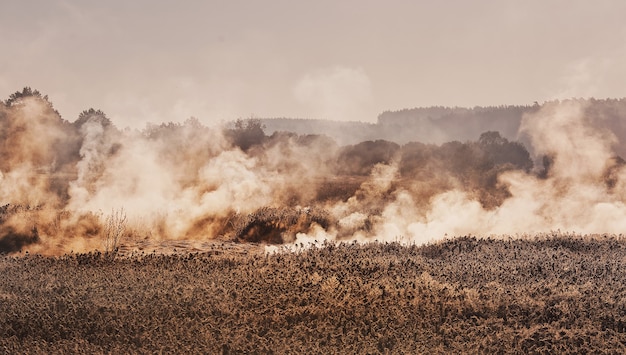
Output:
[102, 208, 127, 255]
[223, 206, 331, 244]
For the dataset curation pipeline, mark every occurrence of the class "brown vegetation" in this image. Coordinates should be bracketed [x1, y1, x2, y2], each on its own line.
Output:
[2, 235, 626, 353]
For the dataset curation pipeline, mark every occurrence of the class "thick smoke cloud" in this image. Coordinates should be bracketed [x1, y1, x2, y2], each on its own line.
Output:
[1, 89, 626, 254]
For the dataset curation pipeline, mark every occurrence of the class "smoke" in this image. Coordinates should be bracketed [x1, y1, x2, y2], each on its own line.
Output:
[293, 66, 373, 121]
[385, 99, 626, 241]
[294, 98, 626, 245]
[2, 91, 626, 255]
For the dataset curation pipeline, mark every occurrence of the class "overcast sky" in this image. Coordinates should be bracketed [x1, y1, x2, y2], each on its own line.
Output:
[2, 0, 626, 128]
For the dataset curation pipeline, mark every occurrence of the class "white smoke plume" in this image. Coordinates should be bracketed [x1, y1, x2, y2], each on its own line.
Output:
[1, 90, 626, 255]
[357, 99, 626, 242]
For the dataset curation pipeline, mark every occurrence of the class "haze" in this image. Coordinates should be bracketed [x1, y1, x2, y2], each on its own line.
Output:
[1, 0, 625, 128]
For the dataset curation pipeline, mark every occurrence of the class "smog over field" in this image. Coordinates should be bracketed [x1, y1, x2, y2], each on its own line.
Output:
[2, 91, 626, 254]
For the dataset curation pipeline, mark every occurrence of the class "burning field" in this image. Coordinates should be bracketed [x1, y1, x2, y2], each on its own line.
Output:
[3, 89, 626, 254]
[4, 89, 626, 352]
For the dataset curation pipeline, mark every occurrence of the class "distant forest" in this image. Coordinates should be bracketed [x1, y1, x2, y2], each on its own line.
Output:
[261, 98, 626, 157]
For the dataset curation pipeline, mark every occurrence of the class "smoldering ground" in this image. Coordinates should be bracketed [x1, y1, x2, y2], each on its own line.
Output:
[2, 88, 626, 254]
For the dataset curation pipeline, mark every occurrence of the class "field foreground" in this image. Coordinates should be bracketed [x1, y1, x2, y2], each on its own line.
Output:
[2, 235, 626, 354]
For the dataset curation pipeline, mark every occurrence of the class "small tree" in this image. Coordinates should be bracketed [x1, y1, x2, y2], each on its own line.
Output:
[4, 87, 60, 116]
[5, 87, 44, 106]
[74, 108, 114, 128]
[226, 118, 267, 151]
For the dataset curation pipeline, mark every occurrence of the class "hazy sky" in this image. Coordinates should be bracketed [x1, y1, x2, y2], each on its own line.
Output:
[2, 0, 626, 128]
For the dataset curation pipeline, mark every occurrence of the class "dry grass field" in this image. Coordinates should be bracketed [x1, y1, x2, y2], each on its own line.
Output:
[2, 235, 626, 354]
